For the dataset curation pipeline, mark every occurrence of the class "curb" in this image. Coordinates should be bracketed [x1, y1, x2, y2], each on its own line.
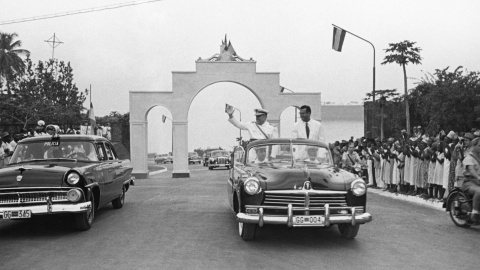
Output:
[368, 188, 445, 211]
[149, 167, 167, 176]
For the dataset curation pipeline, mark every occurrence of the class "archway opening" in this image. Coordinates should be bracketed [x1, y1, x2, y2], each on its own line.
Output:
[279, 106, 299, 138]
[188, 82, 262, 155]
[147, 105, 173, 159]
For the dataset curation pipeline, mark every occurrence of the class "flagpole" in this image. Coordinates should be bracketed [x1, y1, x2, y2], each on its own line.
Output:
[332, 24, 376, 139]
[87, 85, 92, 135]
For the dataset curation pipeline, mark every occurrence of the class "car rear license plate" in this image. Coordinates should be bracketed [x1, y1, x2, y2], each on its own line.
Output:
[3, 210, 32, 219]
[293, 216, 324, 225]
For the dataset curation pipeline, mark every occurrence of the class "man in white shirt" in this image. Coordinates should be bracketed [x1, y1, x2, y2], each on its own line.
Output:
[292, 105, 325, 142]
[226, 105, 278, 140]
[342, 142, 361, 168]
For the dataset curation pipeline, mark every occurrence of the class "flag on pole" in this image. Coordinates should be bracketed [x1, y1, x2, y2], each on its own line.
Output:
[332, 26, 347, 52]
[88, 102, 96, 134]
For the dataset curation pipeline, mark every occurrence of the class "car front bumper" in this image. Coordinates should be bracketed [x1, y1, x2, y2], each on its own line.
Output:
[0, 201, 92, 218]
[210, 164, 229, 167]
[236, 204, 372, 227]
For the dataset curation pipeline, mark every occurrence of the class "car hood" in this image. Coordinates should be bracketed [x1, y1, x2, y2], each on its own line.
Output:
[0, 162, 88, 188]
[243, 165, 358, 191]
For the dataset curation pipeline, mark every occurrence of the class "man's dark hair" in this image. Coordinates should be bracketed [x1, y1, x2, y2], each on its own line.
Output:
[300, 105, 311, 114]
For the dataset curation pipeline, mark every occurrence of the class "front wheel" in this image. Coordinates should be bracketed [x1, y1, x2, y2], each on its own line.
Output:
[449, 191, 472, 228]
[112, 186, 126, 209]
[239, 222, 256, 241]
[338, 224, 360, 239]
[208, 166, 213, 170]
[75, 194, 95, 231]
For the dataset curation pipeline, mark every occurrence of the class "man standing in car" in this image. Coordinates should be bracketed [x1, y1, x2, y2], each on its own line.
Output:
[226, 105, 278, 140]
[292, 105, 325, 142]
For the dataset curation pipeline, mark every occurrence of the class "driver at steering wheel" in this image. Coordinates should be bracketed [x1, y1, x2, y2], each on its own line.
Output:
[304, 147, 320, 164]
[253, 147, 268, 164]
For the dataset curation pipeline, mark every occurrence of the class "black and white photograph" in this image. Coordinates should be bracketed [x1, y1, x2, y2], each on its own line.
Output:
[1, 1, 479, 269]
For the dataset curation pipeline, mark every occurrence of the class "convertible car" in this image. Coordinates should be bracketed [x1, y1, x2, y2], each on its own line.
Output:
[228, 138, 372, 240]
[0, 134, 135, 231]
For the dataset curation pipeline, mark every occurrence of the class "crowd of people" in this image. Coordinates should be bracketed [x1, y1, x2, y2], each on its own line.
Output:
[330, 126, 480, 223]
[0, 120, 112, 168]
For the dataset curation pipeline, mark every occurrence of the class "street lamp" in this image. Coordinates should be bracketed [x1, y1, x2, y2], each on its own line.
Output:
[162, 115, 173, 155]
[226, 103, 242, 145]
[280, 86, 298, 122]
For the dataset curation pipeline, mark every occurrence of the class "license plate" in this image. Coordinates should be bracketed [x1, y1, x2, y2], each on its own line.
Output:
[293, 215, 324, 225]
[3, 210, 32, 219]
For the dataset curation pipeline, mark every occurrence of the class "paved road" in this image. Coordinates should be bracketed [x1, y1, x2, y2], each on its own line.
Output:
[1, 165, 479, 270]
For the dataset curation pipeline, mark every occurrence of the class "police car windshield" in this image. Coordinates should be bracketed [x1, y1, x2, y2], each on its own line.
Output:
[10, 141, 99, 163]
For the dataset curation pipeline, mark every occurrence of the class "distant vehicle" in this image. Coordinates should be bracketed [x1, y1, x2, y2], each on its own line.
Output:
[208, 150, 231, 170]
[155, 154, 173, 164]
[0, 134, 135, 231]
[188, 152, 201, 165]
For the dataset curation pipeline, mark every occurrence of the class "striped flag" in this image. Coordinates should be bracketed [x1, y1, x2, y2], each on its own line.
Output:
[88, 102, 96, 134]
[332, 26, 347, 52]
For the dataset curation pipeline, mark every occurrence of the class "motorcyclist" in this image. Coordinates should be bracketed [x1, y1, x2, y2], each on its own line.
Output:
[462, 134, 480, 224]
[342, 142, 361, 169]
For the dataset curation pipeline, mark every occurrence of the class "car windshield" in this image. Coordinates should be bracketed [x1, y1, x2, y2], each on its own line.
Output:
[211, 151, 229, 157]
[247, 143, 332, 168]
[10, 140, 99, 163]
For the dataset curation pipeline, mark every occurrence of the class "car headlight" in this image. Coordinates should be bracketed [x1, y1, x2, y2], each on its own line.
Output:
[67, 189, 82, 202]
[66, 172, 81, 185]
[351, 179, 366, 196]
[244, 177, 261, 195]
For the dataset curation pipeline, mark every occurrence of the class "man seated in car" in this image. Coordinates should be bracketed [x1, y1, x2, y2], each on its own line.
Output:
[250, 147, 268, 164]
[304, 146, 321, 163]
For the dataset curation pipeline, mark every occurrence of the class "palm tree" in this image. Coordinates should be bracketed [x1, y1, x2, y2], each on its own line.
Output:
[381, 40, 422, 135]
[0, 32, 30, 84]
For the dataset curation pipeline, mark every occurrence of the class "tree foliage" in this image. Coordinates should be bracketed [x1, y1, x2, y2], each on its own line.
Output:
[0, 32, 30, 83]
[410, 66, 480, 135]
[366, 66, 480, 138]
[381, 40, 422, 135]
[0, 57, 87, 128]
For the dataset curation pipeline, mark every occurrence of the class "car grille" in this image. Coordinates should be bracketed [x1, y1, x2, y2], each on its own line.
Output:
[0, 191, 69, 205]
[262, 191, 359, 215]
[217, 157, 226, 164]
[264, 192, 347, 207]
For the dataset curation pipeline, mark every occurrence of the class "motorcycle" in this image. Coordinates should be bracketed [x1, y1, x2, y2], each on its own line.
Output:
[343, 164, 367, 182]
[444, 188, 479, 227]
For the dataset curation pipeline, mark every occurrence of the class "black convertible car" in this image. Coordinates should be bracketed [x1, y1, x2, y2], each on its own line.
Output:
[228, 138, 372, 240]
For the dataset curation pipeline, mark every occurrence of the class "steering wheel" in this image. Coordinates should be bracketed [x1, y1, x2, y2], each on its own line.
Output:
[67, 152, 90, 161]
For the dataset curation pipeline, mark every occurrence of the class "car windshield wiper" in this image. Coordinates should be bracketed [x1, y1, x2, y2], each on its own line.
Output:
[12, 159, 45, 164]
[44, 158, 78, 162]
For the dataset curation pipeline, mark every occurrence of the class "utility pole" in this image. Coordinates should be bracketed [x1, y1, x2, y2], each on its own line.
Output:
[44, 33, 63, 60]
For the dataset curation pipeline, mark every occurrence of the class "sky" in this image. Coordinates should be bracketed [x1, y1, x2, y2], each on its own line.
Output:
[2, 0, 480, 154]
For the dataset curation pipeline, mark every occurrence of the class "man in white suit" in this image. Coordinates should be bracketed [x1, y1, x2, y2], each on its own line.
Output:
[292, 105, 325, 142]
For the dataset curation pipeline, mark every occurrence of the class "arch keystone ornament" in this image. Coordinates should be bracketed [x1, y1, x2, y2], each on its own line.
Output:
[129, 37, 322, 178]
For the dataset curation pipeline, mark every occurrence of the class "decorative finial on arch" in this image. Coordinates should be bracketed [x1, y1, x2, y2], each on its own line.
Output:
[197, 35, 254, 62]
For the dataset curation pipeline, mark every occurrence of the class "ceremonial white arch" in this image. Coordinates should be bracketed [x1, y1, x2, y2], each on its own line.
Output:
[129, 38, 322, 178]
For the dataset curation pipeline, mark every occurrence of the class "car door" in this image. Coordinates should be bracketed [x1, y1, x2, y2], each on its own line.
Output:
[229, 146, 245, 206]
[104, 142, 126, 200]
[94, 142, 114, 205]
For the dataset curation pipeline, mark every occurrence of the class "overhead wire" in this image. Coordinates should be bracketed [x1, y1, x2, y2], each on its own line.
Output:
[0, 0, 163, 26]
